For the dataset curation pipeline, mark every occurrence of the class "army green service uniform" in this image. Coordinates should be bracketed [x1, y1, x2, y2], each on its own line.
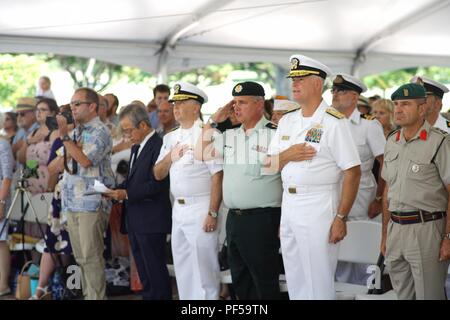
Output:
[213, 82, 282, 300]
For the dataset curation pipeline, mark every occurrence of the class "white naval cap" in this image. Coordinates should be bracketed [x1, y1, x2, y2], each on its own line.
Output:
[287, 54, 332, 79]
[169, 81, 208, 104]
[273, 96, 300, 112]
[332, 73, 367, 94]
[410, 76, 449, 99]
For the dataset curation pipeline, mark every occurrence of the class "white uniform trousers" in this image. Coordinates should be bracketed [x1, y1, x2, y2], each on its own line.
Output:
[280, 184, 340, 300]
[171, 195, 221, 300]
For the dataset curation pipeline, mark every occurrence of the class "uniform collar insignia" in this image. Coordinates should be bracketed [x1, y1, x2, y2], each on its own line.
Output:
[419, 129, 427, 141]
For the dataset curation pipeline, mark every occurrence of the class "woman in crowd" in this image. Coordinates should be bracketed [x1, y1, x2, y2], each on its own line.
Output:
[2, 112, 18, 145]
[372, 98, 396, 138]
[30, 105, 74, 300]
[17, 98, 59, 194]
[0, 128, 15, 296]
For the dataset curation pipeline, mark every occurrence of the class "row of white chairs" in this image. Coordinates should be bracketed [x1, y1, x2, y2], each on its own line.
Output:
[167, 221, 398, 300]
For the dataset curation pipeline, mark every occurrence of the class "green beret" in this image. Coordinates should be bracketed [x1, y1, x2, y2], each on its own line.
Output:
[232, 82, 265, 97]
[391, 83, 426, 101]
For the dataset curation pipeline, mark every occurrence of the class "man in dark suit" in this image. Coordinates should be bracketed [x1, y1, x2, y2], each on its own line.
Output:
[106, 104, 172, 300]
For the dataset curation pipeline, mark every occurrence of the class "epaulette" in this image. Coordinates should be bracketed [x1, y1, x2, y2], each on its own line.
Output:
[265, 122, 278, 129]
[325, 108, 344, 119]
[169, 126, 179, 133]
[283, 107, 301, 115]
[387, 128, 400, 140]
[431, 126, 448, 136]
[361, 114, 376, 120]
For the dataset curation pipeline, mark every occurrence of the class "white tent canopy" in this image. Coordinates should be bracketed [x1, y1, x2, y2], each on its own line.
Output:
[1, 0, 450, 81]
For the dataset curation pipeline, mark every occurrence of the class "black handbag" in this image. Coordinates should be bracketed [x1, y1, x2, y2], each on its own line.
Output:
[367, 253, 393, 294]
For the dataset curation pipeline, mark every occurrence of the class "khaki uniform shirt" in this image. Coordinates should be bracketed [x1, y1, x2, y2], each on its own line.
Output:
[381, 121, 450, 212]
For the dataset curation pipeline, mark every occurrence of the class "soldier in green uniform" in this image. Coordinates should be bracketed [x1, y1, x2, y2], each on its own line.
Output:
[381, 83, 450, 300]
[196, 81, 282, 299]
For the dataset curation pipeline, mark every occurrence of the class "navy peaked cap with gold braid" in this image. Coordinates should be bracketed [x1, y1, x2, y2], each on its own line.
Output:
[169, 82, 208, 104]
[287, 54, 332, 79]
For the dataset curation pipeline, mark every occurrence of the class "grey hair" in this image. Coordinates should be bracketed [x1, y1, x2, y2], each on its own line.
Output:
[253, 96, 265, 102]
[119, 104, 151, 128]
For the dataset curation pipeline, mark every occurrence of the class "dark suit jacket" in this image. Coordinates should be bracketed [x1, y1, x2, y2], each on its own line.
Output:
[123, 133, 171, 235]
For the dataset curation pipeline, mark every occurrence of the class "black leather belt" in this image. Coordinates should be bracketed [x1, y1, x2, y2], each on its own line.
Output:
[229, 207, 279, 216]
[391, 211, 446, 225]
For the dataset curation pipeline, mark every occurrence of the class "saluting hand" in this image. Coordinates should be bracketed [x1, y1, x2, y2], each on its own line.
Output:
[211, 100, 234, 123]
[329, 217, 347, 244]
[285, 143, 317, 162]
[439, 239, 450, 261]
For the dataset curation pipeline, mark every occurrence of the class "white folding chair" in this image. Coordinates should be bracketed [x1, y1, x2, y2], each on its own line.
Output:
[335, 220, 395, 300]
[220, 269, 289, 292]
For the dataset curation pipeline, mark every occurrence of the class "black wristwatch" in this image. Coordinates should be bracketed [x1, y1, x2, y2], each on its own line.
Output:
[62, 134, 71, 142]
[208, 118, 218, 129]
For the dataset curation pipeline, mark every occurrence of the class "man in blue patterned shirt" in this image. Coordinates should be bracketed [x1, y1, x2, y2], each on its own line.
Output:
[57, 87, 114, 300]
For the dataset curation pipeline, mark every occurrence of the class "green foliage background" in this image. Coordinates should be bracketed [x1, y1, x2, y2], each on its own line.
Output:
[1, 53, 450, 109]
[0, 54, 43, 108]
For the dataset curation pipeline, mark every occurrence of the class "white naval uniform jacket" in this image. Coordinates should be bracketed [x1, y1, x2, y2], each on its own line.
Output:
[156, 119, 223, 198]
[346, 109, 386, 220]
[268, 100, 361, 189]
[434, 114, 450, 133]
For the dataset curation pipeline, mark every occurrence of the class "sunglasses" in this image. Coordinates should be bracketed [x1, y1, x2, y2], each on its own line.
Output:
[331, 87, 348, 94]
[70, 101, 93, 107]
[17, 111, 32, 117]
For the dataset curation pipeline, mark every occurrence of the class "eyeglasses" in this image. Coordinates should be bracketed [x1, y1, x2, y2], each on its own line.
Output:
[17, 111, 32, 117]
[331, 87, 348, 95]
[122, 127, 138, 135]
[70, 101, 93, 107]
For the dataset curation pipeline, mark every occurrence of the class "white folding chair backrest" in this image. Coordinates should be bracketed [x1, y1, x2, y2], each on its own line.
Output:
[338, 221, 382, 265]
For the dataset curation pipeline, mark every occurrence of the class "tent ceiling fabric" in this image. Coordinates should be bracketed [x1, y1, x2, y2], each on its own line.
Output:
[1, 0, 450, 77]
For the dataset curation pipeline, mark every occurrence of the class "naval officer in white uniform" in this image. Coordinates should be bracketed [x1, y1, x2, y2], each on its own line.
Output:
[331, 73, 386, 285]
[410, 76, 449, 133]
[154, 82, 223, 300]
[331, 73, 386, 221]
[266, 55, 361, 299]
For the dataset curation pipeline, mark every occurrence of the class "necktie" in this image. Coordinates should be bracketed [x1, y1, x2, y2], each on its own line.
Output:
[131, 144, 140, 169]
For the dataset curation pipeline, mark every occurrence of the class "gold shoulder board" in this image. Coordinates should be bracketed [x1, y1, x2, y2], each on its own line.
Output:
[361, 114, 376, 120]
[326, 108, 344, 119]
